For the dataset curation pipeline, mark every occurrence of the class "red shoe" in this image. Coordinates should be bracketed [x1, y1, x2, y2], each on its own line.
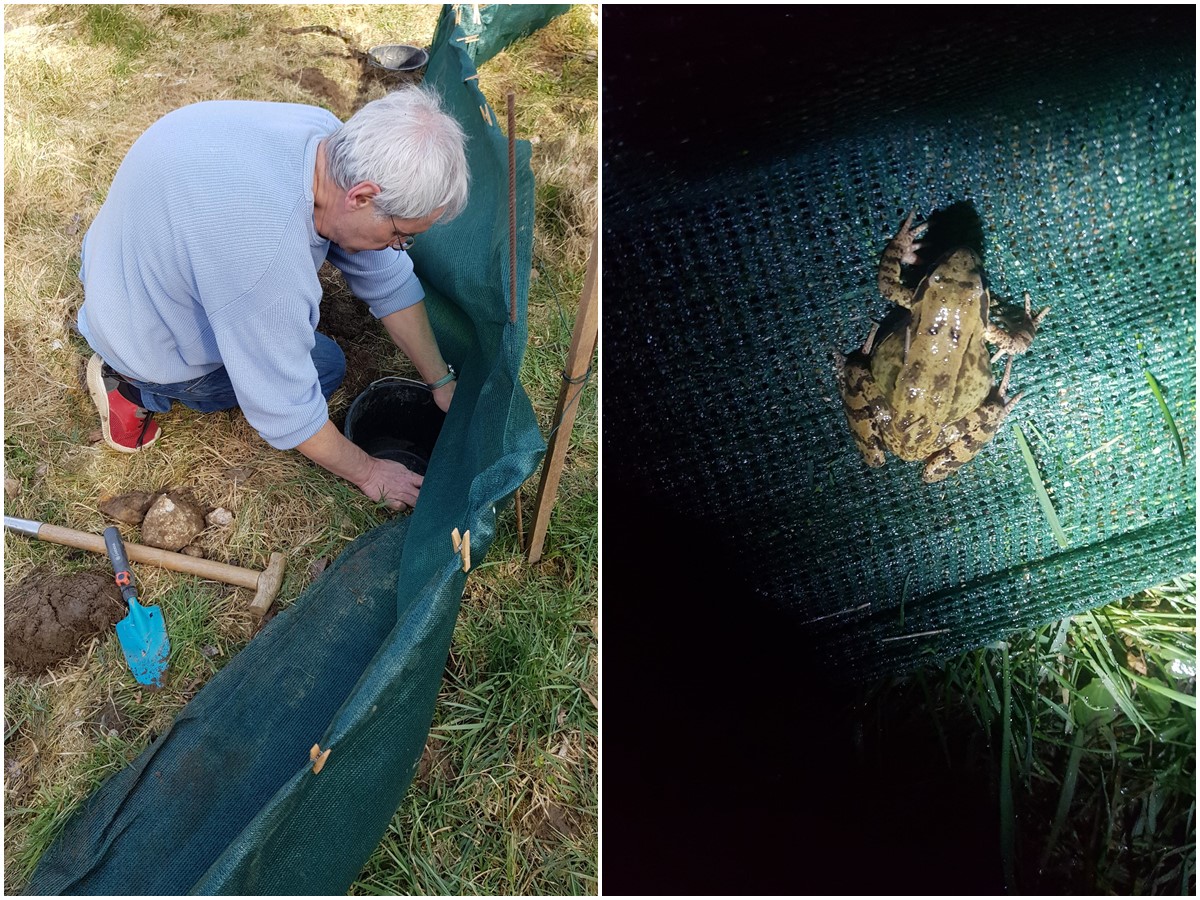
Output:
[86, 354, 161, 452]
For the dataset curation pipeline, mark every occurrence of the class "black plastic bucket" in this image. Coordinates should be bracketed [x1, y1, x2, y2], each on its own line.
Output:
[343, 377, 445, 476]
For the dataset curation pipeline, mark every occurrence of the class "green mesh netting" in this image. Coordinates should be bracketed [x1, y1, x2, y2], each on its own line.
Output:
[448, 2, 571, 66]
[26, 6, 546, 894]
[604, 8, 1195, 682]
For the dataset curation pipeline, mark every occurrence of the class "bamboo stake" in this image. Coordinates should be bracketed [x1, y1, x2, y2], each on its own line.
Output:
[506, 91, 525, 549]
[526, 232, 598, 564]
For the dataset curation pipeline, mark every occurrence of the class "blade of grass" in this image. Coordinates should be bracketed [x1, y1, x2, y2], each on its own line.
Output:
[999, 644, 1016, 893]
[1123, 671, 1197, 709]
[1038, 724, 1087, 873]
[1145, 370, 1186, 466]
[1012, 425, 1069, 548]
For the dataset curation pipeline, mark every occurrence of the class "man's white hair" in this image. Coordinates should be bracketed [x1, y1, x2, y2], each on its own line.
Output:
[325, 85, 470, 222]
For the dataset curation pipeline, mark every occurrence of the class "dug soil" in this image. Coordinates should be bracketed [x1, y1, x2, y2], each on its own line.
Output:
[4, 570, 125, 674]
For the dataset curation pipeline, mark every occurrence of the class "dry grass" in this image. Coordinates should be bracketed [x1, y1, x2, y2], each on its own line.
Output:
[4, 4, 596, 893]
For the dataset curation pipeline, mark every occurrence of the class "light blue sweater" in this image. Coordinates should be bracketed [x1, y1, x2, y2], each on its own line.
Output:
[78, 100, 425, 449]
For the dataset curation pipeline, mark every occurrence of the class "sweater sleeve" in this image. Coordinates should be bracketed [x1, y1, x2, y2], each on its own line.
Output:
[326, 244, 425, 318]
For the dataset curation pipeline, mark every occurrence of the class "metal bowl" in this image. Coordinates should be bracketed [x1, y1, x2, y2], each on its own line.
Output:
[366, 44, 429, 73]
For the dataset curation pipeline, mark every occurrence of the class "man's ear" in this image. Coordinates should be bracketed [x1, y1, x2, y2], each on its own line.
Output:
[345, 181, 382, 210]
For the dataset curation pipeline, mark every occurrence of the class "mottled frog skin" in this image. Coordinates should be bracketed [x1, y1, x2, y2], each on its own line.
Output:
[838, 211, 1048, 483]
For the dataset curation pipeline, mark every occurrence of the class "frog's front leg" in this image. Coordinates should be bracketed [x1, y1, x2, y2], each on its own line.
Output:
[986, 292, 1051, 363]
[877, 210, 928, 307]
[921, 359, 1023, 483]
[836, 329, 889, 468]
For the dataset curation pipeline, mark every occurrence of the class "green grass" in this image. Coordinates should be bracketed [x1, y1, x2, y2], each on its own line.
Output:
[860, 574, 1196, 893]
[4, 4, 595, 894]
[80, 4, 154, 74]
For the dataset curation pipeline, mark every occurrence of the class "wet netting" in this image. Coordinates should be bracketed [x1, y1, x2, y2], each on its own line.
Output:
[26, 5, 551, 894]
[603, 7, 1195, 682]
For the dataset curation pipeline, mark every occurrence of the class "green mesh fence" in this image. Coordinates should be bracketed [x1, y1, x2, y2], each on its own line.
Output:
[603, 8, 1195, 682]
[448, 2, 571, 67]
[26, 6, 546, 894]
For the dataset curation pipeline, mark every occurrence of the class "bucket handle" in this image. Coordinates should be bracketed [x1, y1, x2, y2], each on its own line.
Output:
[364, 375, 430, 391]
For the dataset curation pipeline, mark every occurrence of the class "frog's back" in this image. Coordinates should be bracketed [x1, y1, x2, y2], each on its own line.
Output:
[872, 329, 993, 458]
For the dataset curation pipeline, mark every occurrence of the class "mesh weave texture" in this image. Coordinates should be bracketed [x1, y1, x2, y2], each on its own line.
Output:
[604, 7, 1195, 681]
[26, 6, 546, 893]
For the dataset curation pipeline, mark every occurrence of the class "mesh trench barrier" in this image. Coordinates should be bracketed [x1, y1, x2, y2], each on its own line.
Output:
[449, 2, 571, 67]
[26, 5, 548, 894]
[603, 8, 1196, 683]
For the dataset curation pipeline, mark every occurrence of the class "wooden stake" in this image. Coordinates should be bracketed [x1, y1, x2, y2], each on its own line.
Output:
[505, 91, 526, 550]
[526, 232, 598, 564]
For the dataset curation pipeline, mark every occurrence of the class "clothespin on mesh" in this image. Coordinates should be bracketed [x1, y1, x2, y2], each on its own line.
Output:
[452, 528, 472, 573]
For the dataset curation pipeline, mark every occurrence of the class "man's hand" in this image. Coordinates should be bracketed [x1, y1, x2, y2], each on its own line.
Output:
[296, 420, 422, 512]
[355, 456, 423, 511]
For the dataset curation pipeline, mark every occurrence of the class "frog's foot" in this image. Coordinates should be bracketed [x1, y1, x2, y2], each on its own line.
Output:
[877, 210, 929, 307]
[988, 293, 1050, 363]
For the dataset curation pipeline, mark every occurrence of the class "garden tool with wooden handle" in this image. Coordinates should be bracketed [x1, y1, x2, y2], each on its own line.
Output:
[3, 515, 286, 617]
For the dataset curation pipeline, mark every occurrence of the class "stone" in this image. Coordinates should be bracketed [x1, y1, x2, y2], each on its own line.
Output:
[140, 493, 206, 551]
[99, 491, 156, 525]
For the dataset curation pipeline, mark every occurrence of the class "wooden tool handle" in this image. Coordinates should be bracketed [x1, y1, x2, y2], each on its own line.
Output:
[31, 522, 261, 589]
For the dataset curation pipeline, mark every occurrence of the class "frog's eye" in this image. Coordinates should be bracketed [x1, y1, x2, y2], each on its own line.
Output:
[931, 273, 943, 283]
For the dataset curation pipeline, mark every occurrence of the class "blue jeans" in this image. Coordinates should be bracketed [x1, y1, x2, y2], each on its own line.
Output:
[123, 332, 346, 414]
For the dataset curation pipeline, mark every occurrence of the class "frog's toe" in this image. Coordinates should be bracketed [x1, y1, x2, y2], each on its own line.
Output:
[898, 209, 928, 235]
[850, 430, 886, 468]
[900, 243, 924, 266]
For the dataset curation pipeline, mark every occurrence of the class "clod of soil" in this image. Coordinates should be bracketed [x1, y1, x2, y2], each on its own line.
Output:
[141, 493, 206, 551]
[4, 569, 125, 675]
[534, 801, 583, 840]
[99, 490, 156, 525]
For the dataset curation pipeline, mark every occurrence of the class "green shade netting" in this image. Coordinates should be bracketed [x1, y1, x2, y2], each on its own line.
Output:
[449, 2, 571, 66]
[603, 8, 1195, 682]
[26, 5, 548, 894]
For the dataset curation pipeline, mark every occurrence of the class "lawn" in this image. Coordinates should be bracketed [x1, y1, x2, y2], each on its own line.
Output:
[3, 4, 597, 894]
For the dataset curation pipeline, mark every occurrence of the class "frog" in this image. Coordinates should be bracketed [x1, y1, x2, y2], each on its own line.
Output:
[837, 211, 1049, 483]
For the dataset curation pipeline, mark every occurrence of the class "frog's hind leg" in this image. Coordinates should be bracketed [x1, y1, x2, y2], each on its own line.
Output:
[921, 360, 1023, 483]
[877, 210, 928, 308]
[836, 345, 888, 468]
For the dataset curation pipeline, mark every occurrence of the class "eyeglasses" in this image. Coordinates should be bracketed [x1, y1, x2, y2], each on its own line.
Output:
[389, 216, 415, 252]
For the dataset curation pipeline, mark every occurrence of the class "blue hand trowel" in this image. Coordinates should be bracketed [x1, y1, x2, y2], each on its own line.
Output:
[104, 526, 170, 688]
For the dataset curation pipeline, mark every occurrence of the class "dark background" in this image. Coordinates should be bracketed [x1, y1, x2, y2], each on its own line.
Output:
[603, 472, 1002, 895]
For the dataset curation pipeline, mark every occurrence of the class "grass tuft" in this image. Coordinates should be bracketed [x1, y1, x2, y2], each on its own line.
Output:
[861, 574, 1196, 893]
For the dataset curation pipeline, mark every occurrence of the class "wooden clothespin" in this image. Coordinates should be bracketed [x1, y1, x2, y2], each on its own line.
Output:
[310, 743, 332, 774]
[451, 528, 472, 572]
